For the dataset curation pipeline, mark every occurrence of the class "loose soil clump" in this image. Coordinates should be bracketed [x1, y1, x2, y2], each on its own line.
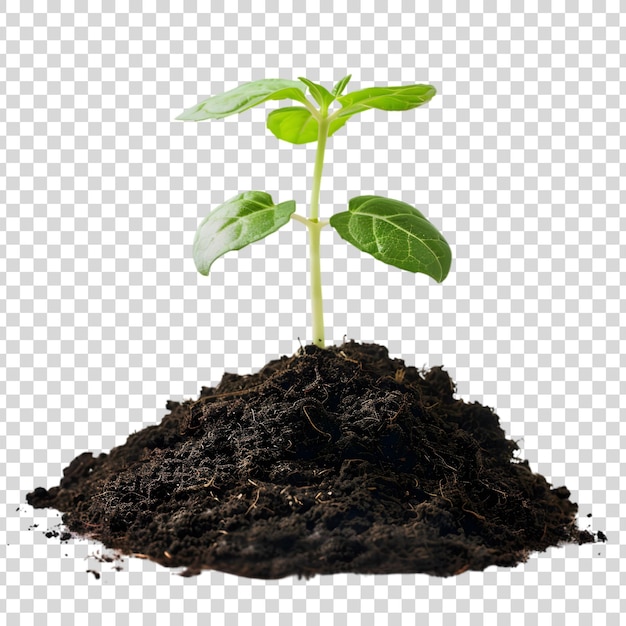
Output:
[28, 342, 594, 578]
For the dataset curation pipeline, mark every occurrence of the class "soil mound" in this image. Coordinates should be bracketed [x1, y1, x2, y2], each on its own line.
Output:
[28, 342, 594, 578]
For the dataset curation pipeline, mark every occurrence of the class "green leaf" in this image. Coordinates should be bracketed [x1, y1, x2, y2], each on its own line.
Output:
[335, 84, 436, 120]
[193, 191, 296, 275]
[176, 79, 308, 121]
[329, 196, 451, 282]
[298, 77, 335, 110]
[331, 74, 352, 97]
[266, 106, 349, 144]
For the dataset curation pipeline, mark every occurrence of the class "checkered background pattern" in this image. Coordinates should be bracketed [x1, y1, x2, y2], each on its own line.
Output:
[1, 1, 624, 624]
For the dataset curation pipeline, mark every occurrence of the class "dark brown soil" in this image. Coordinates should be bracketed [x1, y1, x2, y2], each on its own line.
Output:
[27, 342, 595, 578]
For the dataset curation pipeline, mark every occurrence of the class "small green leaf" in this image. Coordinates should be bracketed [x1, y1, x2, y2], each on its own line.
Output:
[193, 191, 296, 275]
[329, 196, 451, 282]
[267, 106, 349, 144]
[298, 77, 335, 111]
[335, 84, 436, 120]
[176, 79, 308, 121]
[331, 74, 352, 97]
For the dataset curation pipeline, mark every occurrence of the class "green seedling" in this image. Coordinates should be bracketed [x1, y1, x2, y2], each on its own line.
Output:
[177, 76, 451, 348]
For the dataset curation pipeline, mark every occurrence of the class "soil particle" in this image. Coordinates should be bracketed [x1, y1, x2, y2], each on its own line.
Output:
[27, 342, 595, 578]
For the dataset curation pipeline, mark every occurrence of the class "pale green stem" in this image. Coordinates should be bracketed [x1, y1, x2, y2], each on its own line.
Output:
[309, 115, 330, 347]
[310, 116, 329, 222]
[309, 220, 324, 348]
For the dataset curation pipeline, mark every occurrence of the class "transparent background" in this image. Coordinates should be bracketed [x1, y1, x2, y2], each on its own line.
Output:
[1, 1, 624, 624]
